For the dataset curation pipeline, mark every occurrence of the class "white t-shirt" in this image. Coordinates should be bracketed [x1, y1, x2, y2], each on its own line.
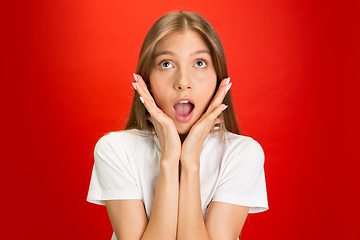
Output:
[87, 129, 268, 238]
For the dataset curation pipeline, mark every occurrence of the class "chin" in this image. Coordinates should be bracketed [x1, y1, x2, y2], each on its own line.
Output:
[176, 124, 191, 135]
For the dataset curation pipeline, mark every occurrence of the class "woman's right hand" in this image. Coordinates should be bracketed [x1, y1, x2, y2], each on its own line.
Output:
[132, 74, 181, 163]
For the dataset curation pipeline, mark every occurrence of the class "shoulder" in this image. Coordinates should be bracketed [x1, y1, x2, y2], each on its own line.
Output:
[226, 132, 263, 154]
[220, 132, 265, 166]
[95, 129, 154, 157]
[96, 129, 152, 146]
[208, 131, 263, 155]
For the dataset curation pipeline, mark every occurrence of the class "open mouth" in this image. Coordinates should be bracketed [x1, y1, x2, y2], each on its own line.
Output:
[173, 99, 195, 122]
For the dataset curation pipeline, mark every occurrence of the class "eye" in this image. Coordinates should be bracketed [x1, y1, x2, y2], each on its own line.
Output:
[159, 61, 174, 69]
[194, 60, 207, 68]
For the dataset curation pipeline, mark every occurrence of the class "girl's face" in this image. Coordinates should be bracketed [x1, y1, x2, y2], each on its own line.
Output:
[149, 30, 217, 134]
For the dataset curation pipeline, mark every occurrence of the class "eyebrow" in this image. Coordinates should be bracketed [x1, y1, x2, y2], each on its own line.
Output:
[190, 50, 211, 56]
[154, 49, 211, 58]
[154, 51, 174, 58]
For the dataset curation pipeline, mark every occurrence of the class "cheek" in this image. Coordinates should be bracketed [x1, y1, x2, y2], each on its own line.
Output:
[149, 71, 170, 95]
[197, 74, 217, 98]
[150, 81, 170, 113]
[207, 71, 217, 94]
[150, 82, 162, 102]
[202, 84, 217, 105]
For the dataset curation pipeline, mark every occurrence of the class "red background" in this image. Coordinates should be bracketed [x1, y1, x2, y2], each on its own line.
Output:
[2, 0, 359, 239]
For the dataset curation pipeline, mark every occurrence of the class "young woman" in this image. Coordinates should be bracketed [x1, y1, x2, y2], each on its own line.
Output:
[87, 11, 268, 240]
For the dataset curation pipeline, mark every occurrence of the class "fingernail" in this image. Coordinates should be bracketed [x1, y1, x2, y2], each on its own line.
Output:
[225, 82, 232, 93]
[139, 96, 144, 104]
[226, 77, 230, 85]
[133, 73, 137, 82]
[132, 82, 137, 90]
[222, 105, 228, 111]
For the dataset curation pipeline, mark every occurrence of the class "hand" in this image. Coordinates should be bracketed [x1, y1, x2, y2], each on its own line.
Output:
[180, 77, 232, 168]
[132, 74, 181, 162]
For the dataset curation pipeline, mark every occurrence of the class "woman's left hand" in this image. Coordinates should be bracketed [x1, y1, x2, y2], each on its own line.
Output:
[180, 77, 232, 168]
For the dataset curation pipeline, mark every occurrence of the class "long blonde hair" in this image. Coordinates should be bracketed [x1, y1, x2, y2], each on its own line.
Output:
[125, 11, 240, 135]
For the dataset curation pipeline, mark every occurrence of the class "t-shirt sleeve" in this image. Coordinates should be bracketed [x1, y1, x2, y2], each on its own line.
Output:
[87, 134, 141, 205]
[212, 138, 268, 213]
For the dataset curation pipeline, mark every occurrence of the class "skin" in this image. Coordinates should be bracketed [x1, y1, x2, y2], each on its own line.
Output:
[105, 30, 250, 240]
[150, 30, 218, 137]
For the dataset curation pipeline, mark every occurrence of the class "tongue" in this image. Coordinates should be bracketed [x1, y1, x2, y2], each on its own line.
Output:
[174, 103, 193, 116]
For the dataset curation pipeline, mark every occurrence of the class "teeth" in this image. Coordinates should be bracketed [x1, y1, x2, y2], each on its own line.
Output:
[179, 100, 189, 104]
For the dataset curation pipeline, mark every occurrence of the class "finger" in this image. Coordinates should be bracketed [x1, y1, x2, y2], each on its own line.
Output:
[133, 74, 166, 117]
[219, 76, 230, 87]
[214, 117, 222, 125]
[133, 74, 155, 104]
[213, 77, 231, 104]
[194, 104, 227, 135]
[205, 77, 231, 115]
[140, 95, 163, 115]
[140, 96, 170, 126]
[135, 81, 155, 105]
[133, 74, 148, 93]
[207, 104, 228, 124]
[140, 96, 158, 117]
[133, 76, 154, 104]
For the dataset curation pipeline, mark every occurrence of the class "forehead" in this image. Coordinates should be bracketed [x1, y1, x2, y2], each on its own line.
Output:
[154, 30, 210, 54]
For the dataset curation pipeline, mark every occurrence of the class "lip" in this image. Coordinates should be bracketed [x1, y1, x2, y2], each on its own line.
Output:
[173, 97, 195, 123]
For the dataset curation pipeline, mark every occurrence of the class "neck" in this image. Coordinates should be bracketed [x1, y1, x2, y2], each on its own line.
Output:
[179, 134, 187, 143]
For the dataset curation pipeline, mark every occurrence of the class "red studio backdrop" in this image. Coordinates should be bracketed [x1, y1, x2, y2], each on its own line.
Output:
[2, 0, 359, 239]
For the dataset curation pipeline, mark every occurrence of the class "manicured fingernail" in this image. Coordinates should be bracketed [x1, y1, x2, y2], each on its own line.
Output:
[132, 82, 137, 90]
[139, 96, 144, 104]
[133, 73, 137, 82]
[222, 105, 228, 111]
[225, 82, 232, 93]
[226, 77, 230, 85]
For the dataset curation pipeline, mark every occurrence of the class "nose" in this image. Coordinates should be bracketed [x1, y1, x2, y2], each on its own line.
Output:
[174, 69, 192, 90]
